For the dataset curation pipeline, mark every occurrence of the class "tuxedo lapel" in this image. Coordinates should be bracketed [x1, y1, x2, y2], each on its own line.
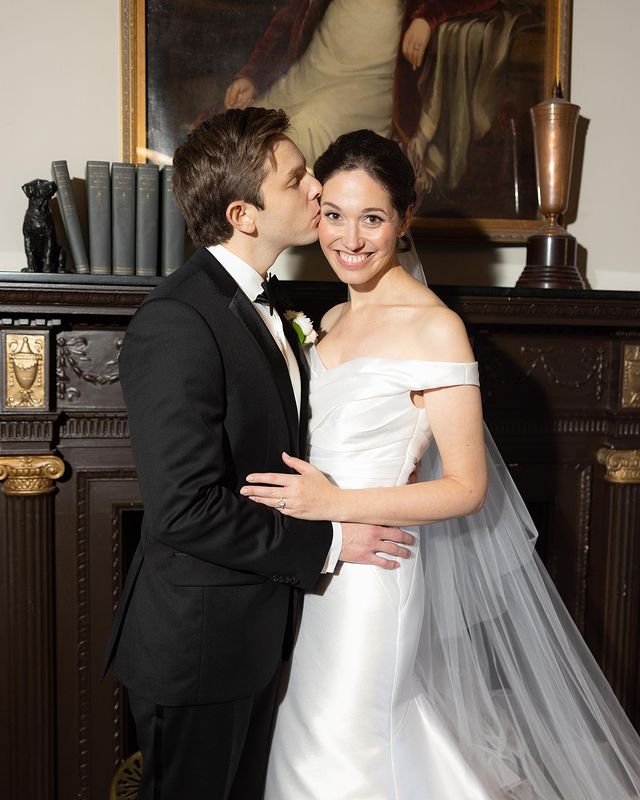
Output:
[228, 290, 299, 454]
[197, 248, 300, 454]
[280, 317, 311, 457]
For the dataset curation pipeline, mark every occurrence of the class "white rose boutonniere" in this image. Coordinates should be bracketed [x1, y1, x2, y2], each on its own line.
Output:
[284, 310, 318, 346]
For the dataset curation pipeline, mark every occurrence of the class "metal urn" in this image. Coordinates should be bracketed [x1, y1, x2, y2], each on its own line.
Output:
[517, 87, 585, 289]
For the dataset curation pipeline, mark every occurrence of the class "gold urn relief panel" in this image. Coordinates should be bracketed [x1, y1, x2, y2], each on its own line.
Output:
[622, 343, 640, 409]
[2, 331, 49, 411]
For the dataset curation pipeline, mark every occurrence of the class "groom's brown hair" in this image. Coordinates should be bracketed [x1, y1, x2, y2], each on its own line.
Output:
[172, 107, 290, 246]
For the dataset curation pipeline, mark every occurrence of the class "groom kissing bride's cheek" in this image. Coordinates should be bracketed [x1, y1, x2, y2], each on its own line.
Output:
[104, 110, 640, 800]
[101, 108, 413, 800]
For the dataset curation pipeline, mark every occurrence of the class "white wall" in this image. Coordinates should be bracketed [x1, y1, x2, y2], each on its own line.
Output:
[569, 0, 640, 290]
[1, 1, 638, 290]
[0, 0, 121, 271]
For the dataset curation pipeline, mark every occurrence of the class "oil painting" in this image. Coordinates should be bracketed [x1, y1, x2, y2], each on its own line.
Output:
[122, 0, 570, 241]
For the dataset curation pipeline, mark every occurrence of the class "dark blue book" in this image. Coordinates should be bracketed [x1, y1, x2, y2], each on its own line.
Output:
[160, 166, 186, 276]
[51, 160, 89, 274]
[135, 164, 160, 276]
[86, 161, 111, 275]
[111, 162, 136, 276]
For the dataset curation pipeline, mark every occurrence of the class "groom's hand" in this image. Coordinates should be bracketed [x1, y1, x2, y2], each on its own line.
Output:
[340, 524, 415, 570]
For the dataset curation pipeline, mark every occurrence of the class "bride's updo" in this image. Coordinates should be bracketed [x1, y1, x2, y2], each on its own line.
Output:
[313, 130, 417, 218]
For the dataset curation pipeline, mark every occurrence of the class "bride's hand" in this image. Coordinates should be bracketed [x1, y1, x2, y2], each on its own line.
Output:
[240, 452, 340, 520]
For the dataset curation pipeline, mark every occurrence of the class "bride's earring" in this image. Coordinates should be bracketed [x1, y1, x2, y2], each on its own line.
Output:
[396, 233, 411, 253]
[396, 209, 414, 253]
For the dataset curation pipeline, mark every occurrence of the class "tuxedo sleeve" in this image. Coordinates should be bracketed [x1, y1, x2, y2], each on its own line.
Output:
[119, 297, 332, 590]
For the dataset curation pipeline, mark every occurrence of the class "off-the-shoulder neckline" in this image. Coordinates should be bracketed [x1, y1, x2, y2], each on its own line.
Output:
[311, 346, 478, 373]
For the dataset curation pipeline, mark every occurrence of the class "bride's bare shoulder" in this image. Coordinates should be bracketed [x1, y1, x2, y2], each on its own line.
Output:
[412, 283, 447, 308]
[413, 301, 475, 363]
[320, 302, 348, 335]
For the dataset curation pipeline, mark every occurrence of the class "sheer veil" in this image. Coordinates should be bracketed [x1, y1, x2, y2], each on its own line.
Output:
[398, 233, 428, 287]
[402, 237, 640, 798]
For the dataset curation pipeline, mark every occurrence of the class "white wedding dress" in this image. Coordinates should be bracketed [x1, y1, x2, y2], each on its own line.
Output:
[265, 347, 640, 799]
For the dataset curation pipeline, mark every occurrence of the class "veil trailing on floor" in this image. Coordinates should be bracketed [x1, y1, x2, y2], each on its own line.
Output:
[399, 238, 640, 798]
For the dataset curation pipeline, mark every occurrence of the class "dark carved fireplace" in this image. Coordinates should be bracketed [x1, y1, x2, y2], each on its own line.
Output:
[1, 274, 639, 799]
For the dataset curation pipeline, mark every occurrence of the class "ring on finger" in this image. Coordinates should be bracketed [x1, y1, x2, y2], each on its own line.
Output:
[275, 497, 286, 510]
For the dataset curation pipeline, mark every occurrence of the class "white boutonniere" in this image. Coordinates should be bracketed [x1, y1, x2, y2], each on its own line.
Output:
[284, 310, 318, 346]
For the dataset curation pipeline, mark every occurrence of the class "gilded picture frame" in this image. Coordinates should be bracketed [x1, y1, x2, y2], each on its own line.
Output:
[120, 0, 571, 244]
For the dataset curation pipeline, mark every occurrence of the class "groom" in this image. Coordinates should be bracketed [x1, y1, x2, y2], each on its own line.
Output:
[103, 107, 414, 800]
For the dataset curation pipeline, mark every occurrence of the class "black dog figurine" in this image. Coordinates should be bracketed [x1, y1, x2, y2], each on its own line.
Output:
[22, 179, 66, 273]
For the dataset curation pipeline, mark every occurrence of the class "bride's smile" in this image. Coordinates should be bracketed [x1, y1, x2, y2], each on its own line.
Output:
[337, 251, 371, 265]
[318, 168, 408, 285]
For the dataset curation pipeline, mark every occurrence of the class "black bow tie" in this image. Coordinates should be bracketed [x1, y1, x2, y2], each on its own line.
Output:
[255, 274, 285, 316]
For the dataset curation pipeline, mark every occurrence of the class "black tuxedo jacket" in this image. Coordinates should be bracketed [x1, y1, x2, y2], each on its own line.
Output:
[103, 248, 332, 706]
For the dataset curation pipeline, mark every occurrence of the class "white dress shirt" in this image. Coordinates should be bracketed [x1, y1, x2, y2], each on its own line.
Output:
[208, 244, 341, 573]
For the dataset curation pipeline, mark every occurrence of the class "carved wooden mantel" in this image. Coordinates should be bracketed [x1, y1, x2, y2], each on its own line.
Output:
[1, 273, 639, 799]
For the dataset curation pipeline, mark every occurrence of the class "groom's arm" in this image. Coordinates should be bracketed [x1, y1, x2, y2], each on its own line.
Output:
[120, 297, 332, 590]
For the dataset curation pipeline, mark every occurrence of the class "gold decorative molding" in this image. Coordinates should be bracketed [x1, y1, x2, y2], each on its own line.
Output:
[0, 455, 65, 496]
[622, 344, 640, 409]
[546, 0, 571, 94]
[597, 448, 640, 485]
[3, 332, 48, 410]
[120, 0, 146, 163]
[110, 750, 142, 800]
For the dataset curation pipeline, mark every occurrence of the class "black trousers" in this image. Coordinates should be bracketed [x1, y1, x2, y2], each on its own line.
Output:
[127, 668, 281, 800]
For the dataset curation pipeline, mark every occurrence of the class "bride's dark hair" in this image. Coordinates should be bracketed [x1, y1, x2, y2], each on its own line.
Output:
[313, 129, 417, 219]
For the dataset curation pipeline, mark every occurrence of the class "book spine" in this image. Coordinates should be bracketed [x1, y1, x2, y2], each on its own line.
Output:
[135, 164, 160, 276]
[51, 160, 89, 274]
[160, 166, 186, 277]
[111, 163, 136, 276]
[86, 161, 112, 275]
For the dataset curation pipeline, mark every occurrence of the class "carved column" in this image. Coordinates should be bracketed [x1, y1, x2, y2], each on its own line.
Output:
[596, 448, 640, 727]
[0, 455, 64, 800]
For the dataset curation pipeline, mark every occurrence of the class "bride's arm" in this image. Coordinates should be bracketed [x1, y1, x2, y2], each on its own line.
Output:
[241, 309, 488, 526]
[241, 382, 486, 526]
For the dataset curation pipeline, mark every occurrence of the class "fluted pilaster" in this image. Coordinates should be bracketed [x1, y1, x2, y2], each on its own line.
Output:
[597, 449, 640, 726]
[0, 455, 64, 799]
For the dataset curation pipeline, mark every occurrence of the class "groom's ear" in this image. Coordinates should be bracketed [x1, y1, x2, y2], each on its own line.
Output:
[226, 199, 257, 235]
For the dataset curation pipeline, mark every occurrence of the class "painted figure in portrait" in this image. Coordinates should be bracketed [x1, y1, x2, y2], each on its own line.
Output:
[146, 0, 546, 222]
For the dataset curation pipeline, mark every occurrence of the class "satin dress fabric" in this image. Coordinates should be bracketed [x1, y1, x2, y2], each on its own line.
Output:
[265, 349, 490, 799]
[265, 347, 640, 800]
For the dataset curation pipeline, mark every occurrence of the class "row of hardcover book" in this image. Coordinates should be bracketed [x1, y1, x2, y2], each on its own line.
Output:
[51, 160, 186, 277]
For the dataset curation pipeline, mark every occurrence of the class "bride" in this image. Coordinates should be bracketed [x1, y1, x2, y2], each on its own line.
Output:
[241, 129, 640, 799]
